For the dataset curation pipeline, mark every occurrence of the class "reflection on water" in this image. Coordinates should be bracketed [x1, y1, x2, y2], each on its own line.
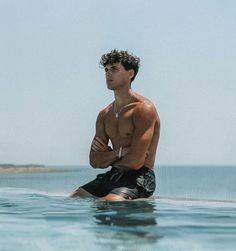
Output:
[94, 200, 157, 226]
[90, 199, 162, 249]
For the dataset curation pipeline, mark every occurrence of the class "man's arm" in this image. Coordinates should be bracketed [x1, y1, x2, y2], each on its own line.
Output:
[112, 103, 160, 171]
[89, 109, 119, 168]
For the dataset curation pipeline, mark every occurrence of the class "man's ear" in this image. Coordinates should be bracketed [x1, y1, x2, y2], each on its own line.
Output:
[128, 69, 135, 80]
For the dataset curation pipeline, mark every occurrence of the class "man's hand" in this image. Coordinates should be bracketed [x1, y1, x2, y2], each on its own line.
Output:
[120, 147, 130, 157]
[91, 137, 112, 152]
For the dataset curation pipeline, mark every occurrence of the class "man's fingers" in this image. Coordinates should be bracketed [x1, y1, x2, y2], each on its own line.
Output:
[93, 137, 109, 149]
[91, 137, 112, 152]
[92, 144, 104, 152]
[93, 139, 104, 149]
[121, 147, 130, 157]
[95, 137, 106, 146]
[92, 144, 100, 152]
[92, 139, 107, 151]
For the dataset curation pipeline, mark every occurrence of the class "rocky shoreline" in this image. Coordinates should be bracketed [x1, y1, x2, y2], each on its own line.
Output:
[0, 164, 60, 173]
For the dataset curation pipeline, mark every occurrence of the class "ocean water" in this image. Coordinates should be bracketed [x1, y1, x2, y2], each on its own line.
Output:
[0, 165, 236, 251]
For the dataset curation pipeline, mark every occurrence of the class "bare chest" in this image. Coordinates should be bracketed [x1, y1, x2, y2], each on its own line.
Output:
[104, 109, 134, 140]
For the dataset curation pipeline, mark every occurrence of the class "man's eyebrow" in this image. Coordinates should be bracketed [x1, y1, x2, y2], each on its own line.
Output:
[111, 65, 118, 69]
[105, 65, 118, 71]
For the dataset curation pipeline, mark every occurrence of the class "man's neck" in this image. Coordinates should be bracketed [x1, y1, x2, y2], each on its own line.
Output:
[114, 88, 134, 108]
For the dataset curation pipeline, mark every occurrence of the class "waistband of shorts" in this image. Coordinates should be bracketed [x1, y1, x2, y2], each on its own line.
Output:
[111, 166, 155, 175]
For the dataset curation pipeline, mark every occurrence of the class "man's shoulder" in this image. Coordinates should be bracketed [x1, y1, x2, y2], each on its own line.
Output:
[134, 97, 157, 115]
[133, 96, 159, 123]
[98, 103, 113, 118]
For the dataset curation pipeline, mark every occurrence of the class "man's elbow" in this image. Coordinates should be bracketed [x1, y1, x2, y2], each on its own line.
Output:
[89, 155, 108, 169]
[89, 159, 98, 168]
[89, 153, 99, 168]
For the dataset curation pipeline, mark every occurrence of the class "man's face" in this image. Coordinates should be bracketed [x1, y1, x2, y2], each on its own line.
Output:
[104, 63, 133, 90]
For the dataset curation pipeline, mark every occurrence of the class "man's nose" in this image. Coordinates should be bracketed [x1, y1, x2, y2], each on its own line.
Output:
[106, 70, 112, 77]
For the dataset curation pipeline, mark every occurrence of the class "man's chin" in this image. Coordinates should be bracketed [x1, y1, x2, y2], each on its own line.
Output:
[106, 84, 115, 90]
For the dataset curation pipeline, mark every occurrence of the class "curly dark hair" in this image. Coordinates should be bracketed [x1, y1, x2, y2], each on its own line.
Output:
[100, 49, 140, 83]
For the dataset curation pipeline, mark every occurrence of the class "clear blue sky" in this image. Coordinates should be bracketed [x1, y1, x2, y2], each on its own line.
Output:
[0, 0, 235, 166]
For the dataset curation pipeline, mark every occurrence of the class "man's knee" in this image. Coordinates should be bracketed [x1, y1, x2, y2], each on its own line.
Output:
[69, 188, 94, 198]
[100, 193, 126, 202]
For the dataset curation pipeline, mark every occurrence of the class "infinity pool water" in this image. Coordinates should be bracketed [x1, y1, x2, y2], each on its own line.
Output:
[0, 166, 236, 251]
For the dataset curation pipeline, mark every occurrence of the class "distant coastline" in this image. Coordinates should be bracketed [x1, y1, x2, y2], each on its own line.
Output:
[0, 164, 60, 173]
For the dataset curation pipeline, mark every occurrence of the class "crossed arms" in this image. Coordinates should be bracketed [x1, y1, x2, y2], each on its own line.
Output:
[89, 103, 160, 171]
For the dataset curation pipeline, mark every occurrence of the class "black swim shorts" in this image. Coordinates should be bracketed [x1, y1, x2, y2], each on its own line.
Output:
[79, 166, 156, 200]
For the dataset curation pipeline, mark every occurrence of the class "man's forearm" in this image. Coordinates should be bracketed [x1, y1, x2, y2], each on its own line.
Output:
[89, 148, 119, 168]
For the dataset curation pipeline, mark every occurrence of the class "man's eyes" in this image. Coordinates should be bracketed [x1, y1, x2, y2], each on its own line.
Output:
[105, 68, 118, 72]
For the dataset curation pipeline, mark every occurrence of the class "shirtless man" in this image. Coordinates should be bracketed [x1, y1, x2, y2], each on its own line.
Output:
[70, 50, 160, 201]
